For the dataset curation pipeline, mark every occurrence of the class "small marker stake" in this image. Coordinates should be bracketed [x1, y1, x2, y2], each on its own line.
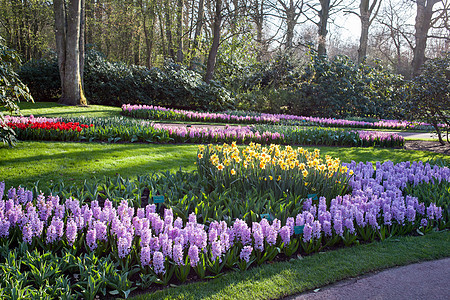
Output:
[307, 193, 318, 200]
[260, 214, 273, 222]
[153, 195, 165, 204]
[294, 225, 304, 235]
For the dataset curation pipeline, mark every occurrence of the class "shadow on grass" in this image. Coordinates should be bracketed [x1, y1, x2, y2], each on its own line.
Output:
[0, 142, 197, 188]
[23, 109, 121, 118]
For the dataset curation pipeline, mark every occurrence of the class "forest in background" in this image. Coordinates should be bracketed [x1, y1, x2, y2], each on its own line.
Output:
[0, 0, 448, 135]
[1, 0, 448, 78]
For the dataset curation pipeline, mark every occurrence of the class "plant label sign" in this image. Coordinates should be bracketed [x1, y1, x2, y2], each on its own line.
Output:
[294, 225, 304, 235]
[260, 214, 273, 222]
[307, 193, 318, 200]
[153, 195, 165, 204]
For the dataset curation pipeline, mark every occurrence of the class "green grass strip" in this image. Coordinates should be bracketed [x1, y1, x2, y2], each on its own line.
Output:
[131, 231, 450, 300]
[0, 142, 198, 188]
[1, 142, 449, 190]
[2, 101, 122, 118]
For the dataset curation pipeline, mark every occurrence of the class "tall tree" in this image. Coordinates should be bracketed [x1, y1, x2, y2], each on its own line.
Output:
[317, 0, 330, 55]
[266, 0, 308, 49]
[411, 0, 438, 76]
[204, 0, 223, 82]
[54, 0, 87, 106]
[348, 0, 382, 64]
[176, 0, 185, 62]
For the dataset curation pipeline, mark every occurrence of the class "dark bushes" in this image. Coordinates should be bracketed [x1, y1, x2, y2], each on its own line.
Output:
[235, 53, 404, 119]
[19, 50, 233, 111]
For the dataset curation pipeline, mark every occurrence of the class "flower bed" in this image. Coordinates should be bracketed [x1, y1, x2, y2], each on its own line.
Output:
[3, 116, 404, 148]
[121, 104, 441, 131]
[197, 143, 352, 201]
[0, 143, 448, 298]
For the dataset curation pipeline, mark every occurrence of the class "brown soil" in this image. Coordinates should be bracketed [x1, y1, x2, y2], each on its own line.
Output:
[404, 140, 450, 155]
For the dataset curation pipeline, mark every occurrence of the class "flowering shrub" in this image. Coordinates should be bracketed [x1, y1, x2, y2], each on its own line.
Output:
[197, 142, 353, 201]
[122, 104, 442, 131]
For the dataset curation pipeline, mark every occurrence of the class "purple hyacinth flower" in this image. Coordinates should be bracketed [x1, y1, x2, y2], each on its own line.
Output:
[141, 246, 152, 267]
[153, 251, 165, 275]
[86, 228, 97, 250]
[173, 243, 184, 266]
[188, 245, 199, 267]
[22, 223, 33, 244]
[239, 246, 253, 262]
[66, 218, 78, 246]
[312, 220, 322, 238]
[279, 226, 291, 246]
[303, 223, 313, 242]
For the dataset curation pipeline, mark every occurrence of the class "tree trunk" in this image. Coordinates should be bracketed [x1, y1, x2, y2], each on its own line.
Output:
[357, 0, 370, 64]
[141, 0, 155, 68]
[411, 0, 437, 77]
[190, 0, 204, 69]
[176, 0, 184, 62]
[54, 0, 87, 106]
[80, 0, 85, 82]
[358, 0, 381, 64]
[165, 0, 175, 59]
[158, 8, 167, 58]
[54, 0, 67, 100]
[204, 0, 222, 83]
[285, 0, 295, 49]
[318, 0, 330, 56]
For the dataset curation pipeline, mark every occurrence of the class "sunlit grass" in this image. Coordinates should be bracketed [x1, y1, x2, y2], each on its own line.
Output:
[2, 101, 122, 118]
[1, 142, 448, 190]
[0, 141, 198, 189]
[131, 231, 450, 300]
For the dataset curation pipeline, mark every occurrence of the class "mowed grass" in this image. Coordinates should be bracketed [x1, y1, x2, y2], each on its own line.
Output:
[0, 141, 198, 189]
[131, 231, 450, 300]
[1, 141, 449, 190]
[2, 101, 122, 118]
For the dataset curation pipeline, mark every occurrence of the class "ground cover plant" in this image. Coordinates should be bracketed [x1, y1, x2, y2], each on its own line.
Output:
[122, 104, 442, 131]
[0, 142, 449, 299]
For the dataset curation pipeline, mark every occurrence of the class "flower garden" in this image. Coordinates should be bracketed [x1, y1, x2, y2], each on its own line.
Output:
[0, 104, 449, 299]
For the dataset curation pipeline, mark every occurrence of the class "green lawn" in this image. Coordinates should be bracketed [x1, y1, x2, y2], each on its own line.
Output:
[0, 141, 198, 189]
[2, 101, 122, 118]
[131, 231, 450, 300]
[1, 141, 448, 190]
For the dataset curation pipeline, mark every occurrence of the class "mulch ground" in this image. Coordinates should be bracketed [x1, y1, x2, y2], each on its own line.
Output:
[404, 140, 450, 155]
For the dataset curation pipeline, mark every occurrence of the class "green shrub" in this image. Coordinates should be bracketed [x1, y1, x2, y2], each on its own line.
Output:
[19, 50, 233, 111]
[403, 53, 450, 144]
[234, 52, 404, 119]
[18, 57, 60, 101]
[0, 38, 33, 146]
